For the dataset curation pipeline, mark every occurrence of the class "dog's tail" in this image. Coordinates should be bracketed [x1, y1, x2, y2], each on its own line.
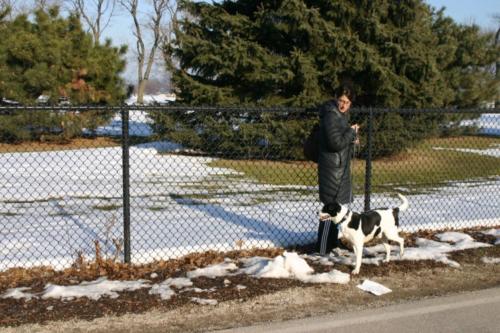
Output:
[396, 193, 409, 212]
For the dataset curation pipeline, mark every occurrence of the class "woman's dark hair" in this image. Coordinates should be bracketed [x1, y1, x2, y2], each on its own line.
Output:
[335, 83, 355, 102]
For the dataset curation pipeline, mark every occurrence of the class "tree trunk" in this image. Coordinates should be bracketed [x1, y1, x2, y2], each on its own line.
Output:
[137, 79, 147, 104]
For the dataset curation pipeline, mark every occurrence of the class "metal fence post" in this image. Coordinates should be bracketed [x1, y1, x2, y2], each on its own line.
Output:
[364, 108, 373, 211]
[121, 107, 131, 264]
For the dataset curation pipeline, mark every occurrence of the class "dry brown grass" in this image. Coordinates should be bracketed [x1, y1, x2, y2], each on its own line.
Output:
[0, 246, 284, 292]
[1, 227, 496, 293]
[0, 227, 498, 329]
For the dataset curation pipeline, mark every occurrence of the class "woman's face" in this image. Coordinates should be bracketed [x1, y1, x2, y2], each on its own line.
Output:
[338, 95, 352, 113]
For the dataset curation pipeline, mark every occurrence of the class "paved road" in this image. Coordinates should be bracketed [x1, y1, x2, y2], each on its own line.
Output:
[213, 287, 500, 333]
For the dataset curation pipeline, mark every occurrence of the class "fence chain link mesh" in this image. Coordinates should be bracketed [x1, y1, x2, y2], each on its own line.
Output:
[0, 105, 498, 270]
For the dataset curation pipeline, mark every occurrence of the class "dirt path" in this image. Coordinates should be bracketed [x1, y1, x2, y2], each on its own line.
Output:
[1, 246, 498, 333]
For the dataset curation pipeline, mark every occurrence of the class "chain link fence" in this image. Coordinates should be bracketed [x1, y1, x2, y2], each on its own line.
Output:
[0, 105, 499, 270]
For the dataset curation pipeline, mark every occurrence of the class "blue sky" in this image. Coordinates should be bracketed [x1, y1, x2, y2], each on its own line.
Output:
[425, 0, 499, 28]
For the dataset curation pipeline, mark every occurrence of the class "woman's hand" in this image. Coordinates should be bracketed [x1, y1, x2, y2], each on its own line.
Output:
[351, 124, 360, 144]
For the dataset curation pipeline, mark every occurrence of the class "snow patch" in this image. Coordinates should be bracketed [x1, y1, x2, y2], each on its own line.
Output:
[432, 147, 500, 158]
[460, 113, 500, 136]
[317, 231, 491, 269]
[481, 257, 500, 264]
[1, 287, 36, 300]
[42, 277, 150, 301]
[482, 229, 500, 245]
[191, 297, 218, 305]
[186, 260, 238, 279]
[149, 277, 193, 300]
[240, 251, 350, 284]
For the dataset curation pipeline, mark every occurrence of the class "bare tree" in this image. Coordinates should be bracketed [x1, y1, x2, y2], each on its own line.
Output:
[0, 0, 19, 18]
[119, 0, 173, 104]
[1, 0, 62, 17]
[160, 0, 177, 47]
[0, 2, 10, 25]
[34, 0, 62, 9]
[66, 0, 116, 44]
[0, 0, 12, 11]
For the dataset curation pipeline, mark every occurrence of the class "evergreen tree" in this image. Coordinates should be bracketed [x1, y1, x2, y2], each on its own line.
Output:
[0, 7, 128, 143]
[0, 7, 127, 104]
[0, 6, 10, 97]
[166, 0, 498, 108]
[431, 8, 498, 107]
[161, 0, 499, 159]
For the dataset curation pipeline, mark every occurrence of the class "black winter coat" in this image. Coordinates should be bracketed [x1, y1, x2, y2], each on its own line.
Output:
[317, 100, 356, 205]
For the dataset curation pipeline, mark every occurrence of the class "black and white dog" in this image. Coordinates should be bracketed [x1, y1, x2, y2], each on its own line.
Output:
[320, 194, 408, 275]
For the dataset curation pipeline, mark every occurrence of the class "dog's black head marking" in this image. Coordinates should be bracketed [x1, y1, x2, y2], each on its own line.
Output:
[322, 202, 342, 216]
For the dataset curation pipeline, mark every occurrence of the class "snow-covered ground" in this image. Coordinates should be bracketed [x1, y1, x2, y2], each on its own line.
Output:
[460, 113, 500, 136]
[84, 109, 155, 137]
[0, 142, 319, 270]
[124, 93, 176, 106]
[0, 110, 499, 271]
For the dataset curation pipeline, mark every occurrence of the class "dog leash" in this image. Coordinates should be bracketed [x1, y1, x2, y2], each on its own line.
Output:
[349, 137, 358, 211]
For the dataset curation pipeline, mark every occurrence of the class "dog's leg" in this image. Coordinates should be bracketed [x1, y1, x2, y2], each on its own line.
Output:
[385, 228, 405, 258]
[352, 243, 363, 275]
[382, 240, 391, 263]
[397, 236, 405, 258]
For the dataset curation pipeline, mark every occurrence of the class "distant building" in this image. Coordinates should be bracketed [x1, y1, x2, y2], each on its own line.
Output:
[35, 95, 50, 105]
[35, 95, 72, 106]
[480, 101, 495, 109]
[58, 96, 71, 106]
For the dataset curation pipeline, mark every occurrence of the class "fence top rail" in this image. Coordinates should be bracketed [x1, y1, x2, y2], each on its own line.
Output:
[352, 107, 500, 114]
[0, 105, 499, 114]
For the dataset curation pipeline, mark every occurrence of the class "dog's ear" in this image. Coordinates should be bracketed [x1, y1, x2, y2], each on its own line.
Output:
[322, 202, 342, 215]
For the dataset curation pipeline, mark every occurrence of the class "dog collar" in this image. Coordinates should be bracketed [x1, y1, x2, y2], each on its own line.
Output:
[336, 210, 351, 224]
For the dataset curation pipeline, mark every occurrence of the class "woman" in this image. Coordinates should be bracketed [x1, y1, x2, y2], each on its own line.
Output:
[316, 85, 359, 254]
